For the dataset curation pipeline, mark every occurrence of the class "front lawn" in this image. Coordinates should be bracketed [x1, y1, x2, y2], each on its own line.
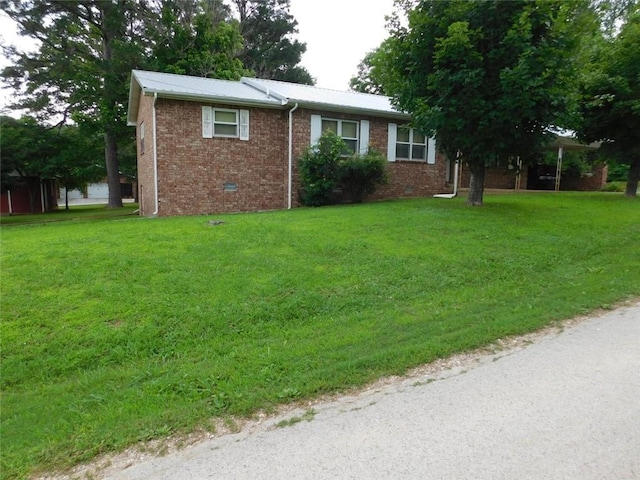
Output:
[1, 193, 639, 479]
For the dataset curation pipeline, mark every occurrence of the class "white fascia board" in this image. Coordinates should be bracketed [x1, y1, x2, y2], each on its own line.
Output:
[141, 90, 285, 110]
[296, 101, 410, 121]
[126, 73, 143, 126]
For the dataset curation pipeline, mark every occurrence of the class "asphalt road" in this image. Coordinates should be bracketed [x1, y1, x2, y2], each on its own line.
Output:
[103, 302, 640, 480]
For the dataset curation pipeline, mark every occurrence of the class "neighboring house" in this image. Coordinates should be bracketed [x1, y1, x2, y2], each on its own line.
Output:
[1, 175, 57, 215]
[58, 177, 137, 203]
[126, 70, 450, 217]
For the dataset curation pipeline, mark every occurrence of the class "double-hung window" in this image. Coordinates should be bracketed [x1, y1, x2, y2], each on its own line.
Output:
[213, 109, 238, 137]
[396, 127, 427, 161]
[321, 118, 359, 154]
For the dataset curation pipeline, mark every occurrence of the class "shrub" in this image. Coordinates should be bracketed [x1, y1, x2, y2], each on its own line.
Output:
[299, 131, 388, 206]
[339, 148, 388, 203]
[299, 131, 345, 206]
[601, 181, 625, 192]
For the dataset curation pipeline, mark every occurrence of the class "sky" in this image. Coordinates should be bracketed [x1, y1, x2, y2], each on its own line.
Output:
[0, 0, 396, 113]
[289, 0, 395, 90]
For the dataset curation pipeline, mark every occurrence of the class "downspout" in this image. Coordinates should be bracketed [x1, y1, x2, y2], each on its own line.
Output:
[7, 189, 12, 215]
[152, 92, 159, 216]
[434, 151, 461, 198]
[40, 180, 45, 212]
[287, 102, 299, 210]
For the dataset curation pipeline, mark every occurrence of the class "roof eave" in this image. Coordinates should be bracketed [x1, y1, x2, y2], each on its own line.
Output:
[292, 100, 410, 120]
[143, 89, 285, 109]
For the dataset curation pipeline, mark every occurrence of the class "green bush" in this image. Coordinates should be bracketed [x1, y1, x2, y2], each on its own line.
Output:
[299, 131, 388, 206]
[339, 148, 388, 203]
[601, 181, 625, 192]
[606, 162, 630, 182]
[299, 131, 345, 206]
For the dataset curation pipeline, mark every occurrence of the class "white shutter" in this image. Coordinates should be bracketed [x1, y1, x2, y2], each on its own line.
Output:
[239, 109, 249, 141]
[387, 123, 397, 162]
[310, 114, 322, 145]
[202, 106, 213, 138]
[359, 120, 370, 155]
[427, 137, 436, 164]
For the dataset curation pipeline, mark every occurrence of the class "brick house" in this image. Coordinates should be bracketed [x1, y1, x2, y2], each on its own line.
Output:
[126, 70, 451, 217]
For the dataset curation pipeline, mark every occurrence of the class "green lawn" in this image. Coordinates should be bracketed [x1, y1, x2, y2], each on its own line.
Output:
[1, 193, 639, 479]
[0, 204, 139, 226]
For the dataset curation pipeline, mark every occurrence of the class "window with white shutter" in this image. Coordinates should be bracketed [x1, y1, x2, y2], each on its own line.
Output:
[388, 124, 437, 164]
[359, 120, 369, 155]
[202, 106, 213, 138]
[202, 107, 248, 139]
[239, 109, 249, 141]
[387, 123, 397, 162]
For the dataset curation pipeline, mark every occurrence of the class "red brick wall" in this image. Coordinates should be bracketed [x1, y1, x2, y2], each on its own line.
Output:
[560, 164, 608, 191]
[136, 94, 156, 216]
[154, 100, 288, 216]
[459, 165, 528, 190]
[136, 101, 452, 216]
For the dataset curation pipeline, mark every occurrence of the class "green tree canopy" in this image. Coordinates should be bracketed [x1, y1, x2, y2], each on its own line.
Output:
[576, 5, 640, 197]
[0, 116, 104, 209]
[372, 0, 592, 205]
[1, 0, 148, 208]
[146, 1, 250, 79]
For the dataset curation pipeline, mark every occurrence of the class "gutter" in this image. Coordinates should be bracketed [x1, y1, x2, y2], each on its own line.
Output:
[152, 92, 159, 216]
[288, 103, 299, 209]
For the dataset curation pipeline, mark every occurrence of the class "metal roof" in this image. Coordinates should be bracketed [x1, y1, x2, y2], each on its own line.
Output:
[127, 70, 407, 125]
[242, 77, 405, 118]
[127, 70, 284, 125]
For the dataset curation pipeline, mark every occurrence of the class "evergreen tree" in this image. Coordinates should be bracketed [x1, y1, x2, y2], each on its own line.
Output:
[233, 0, 314, 84]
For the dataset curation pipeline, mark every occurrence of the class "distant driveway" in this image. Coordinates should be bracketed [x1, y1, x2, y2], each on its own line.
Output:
[95, 302, 640, 480]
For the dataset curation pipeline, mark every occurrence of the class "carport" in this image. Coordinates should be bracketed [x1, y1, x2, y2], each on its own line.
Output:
[547, 136, 601, 191]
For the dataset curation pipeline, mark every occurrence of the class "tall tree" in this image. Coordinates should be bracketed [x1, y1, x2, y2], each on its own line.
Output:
[576, 6, 640, 197]
[146, 1, 250, 79]
[1, 0, 148, 209]
[232, 0, 314, 84]
[349, 50, 385, 95]
[376, 0, 591, 205]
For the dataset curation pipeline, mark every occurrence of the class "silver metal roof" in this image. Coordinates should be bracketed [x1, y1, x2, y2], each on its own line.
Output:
[127, 70, 407, 126]
[242, 77, 404, 117]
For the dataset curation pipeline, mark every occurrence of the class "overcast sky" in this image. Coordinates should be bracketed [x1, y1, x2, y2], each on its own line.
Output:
[290, 0, 395, 90]
[0, 0, 395, 112]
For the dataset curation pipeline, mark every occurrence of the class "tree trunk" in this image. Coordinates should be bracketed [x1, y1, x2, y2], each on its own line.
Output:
[625, 158, 639, 198]
[466, 160, 485, 206]
[101, 2, 123, 209]
[105, 129, 123, 209]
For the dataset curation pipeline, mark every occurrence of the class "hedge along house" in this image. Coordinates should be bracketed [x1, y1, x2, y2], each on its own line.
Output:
[126, 70, 450, 217]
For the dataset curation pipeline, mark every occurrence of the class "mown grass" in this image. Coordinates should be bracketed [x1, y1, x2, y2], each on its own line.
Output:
[1, 193, 639, 479]
[0, 204, 139, 226]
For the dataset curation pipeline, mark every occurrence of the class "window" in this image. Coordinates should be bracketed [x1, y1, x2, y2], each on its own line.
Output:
[139, 122, 145, 154]
[202, 107, 249, 140]
[396, 127, 426, 161]
[321, 118, 359, 154]
[214, 109, 238, 137]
